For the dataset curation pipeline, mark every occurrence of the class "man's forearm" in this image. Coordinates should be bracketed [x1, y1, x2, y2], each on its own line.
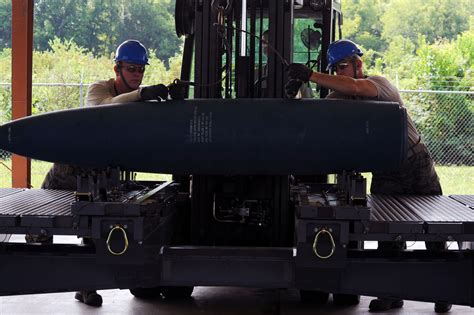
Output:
[86, 88, 141, 106]
[310, 72, 377, 97]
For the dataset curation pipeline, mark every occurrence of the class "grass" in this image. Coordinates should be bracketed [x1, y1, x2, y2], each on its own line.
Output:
[0, 160, 171, 189]
[362, 166, 473, 195]
[0, 160, 473, 195]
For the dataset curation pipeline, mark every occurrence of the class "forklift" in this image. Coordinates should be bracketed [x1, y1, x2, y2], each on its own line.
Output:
[0, 0, 473, 308]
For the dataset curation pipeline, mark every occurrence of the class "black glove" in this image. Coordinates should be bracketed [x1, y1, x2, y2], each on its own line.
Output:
[140, 84, 169, 101]
[286, 63, 312, 83]
[285, 79, 303, 99]
[168, 80, 187, 100]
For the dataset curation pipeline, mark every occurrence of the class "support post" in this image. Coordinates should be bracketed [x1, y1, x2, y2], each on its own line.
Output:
[11, 0, 33, 188]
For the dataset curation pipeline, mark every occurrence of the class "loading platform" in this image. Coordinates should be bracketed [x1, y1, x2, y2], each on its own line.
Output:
[0, 186, 473, 307]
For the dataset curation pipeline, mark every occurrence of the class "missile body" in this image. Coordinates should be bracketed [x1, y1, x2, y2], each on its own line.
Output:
[0, 99, 407, 175]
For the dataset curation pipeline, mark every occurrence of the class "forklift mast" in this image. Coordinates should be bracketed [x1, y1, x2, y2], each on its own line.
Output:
[176, 0, 342, 99]
[174, 0, 342, 247]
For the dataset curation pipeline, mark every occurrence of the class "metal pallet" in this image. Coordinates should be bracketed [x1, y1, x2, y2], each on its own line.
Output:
[363, 194, 474, 240]
[0, 189, 473, 239]
[369, 194, 474, 222]
[0, 189, 75, 235]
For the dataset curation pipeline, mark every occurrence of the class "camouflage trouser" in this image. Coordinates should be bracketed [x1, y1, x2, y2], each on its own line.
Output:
[41, 163, 80, 190]
[371, 142, 442, 195]
[371, 142, 444, 252]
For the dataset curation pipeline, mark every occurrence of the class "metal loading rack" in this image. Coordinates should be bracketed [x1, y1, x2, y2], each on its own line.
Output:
[0, 189, 78, 236]
[0, 184, 177, 238]
[361, 194, 474, 242]
[0, 186, 473, 307]
[0, 188, 473, 241]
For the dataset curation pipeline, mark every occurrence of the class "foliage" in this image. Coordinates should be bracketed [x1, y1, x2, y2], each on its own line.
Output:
[362, 165, 474, 195]
[403, 92, 473, 165]
[401, 30, 474, 165]
[1, 0, 472, 166]
[0, 37, 182, 114]
[381, 0, 473, 46]
[0, 0, 183, 65]
[0, 0, 11, 48]
[341, 0, 474, 74]
[341, 0, 386, 53]
[0, 85, 10, 123]
[1, 159, 471, 195]
[338, 1, 474, 166]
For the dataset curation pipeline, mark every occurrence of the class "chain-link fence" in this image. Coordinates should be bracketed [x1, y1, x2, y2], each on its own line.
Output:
[0, 82, 91, 162]
[0, 83, 473, 188]
[401, 90, 473, 166]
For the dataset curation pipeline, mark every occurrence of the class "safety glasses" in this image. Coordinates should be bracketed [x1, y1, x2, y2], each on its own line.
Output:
[332, 62, 349, 72]
[125, 64, 146, 73]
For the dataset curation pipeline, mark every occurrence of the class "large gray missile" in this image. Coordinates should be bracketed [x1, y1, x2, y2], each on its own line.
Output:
[0, 99, 407, 175]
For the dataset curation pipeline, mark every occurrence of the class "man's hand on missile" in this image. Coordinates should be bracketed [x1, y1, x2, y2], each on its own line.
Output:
[140, 84, 169, 101]
[286, 63, 313, 83]
[285, 79, 303, 99]
[168, 80, 187, 100]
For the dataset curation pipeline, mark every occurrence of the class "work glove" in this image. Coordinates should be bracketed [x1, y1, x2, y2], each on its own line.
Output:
[286, 63, 313, 83]
[285, 79, 303, 99]
[140, 84, 169, 101]
[168, 80, 188, 100]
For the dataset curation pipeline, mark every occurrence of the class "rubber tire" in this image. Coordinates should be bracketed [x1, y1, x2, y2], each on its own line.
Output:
[130, 287, 162, 299]
[333, 293, 360, 306]
[299, 290, 329, 304]
[160, 286, 194, 300]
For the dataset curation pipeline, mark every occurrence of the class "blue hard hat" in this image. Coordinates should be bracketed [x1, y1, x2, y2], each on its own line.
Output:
[115, 40, 149, 65]
[326, 39, 363, 71]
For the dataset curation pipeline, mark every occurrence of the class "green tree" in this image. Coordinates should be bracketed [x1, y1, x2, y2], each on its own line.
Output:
[25, 0, 183, 65]
[379, 35, 417, 87]
[0, 36, 183, 116]
[0, 0, 11, 49]
[0, 48, 11, 124]
[381, 0, 473, 46]
[342, 0, 387, 52]
[404, 30, 474, 165]
[112, 0, 182, 64]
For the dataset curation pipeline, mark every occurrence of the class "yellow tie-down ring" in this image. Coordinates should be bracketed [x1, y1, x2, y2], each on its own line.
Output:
[312, 227, 336, 259]
[106, 224, 129, 256]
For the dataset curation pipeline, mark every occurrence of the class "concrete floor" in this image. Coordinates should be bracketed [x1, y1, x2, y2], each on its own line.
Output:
[0, 287, 472, 315]
[0, 236, 472, 314]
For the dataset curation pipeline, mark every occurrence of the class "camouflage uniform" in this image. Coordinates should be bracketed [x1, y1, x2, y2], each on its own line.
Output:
[329, 75, 443, 257]
[41, 163, 81, 190]
[371, 142, 442, 195]
[42, 78, 139, 190]
[30, 78, 134, 243]
[327, 75, 442, 195]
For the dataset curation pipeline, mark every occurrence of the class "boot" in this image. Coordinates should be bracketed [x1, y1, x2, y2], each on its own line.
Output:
[369, 298, 403, 312]
[75, 290, 103, 307]
[434, 302, 452, 313]
[25, 234, 53, 244]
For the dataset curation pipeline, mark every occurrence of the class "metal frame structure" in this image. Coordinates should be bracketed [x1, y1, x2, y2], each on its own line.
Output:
[11, 0, 33, 188]
[2, 0, 473, 309]
[0, 183, 473, 306]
